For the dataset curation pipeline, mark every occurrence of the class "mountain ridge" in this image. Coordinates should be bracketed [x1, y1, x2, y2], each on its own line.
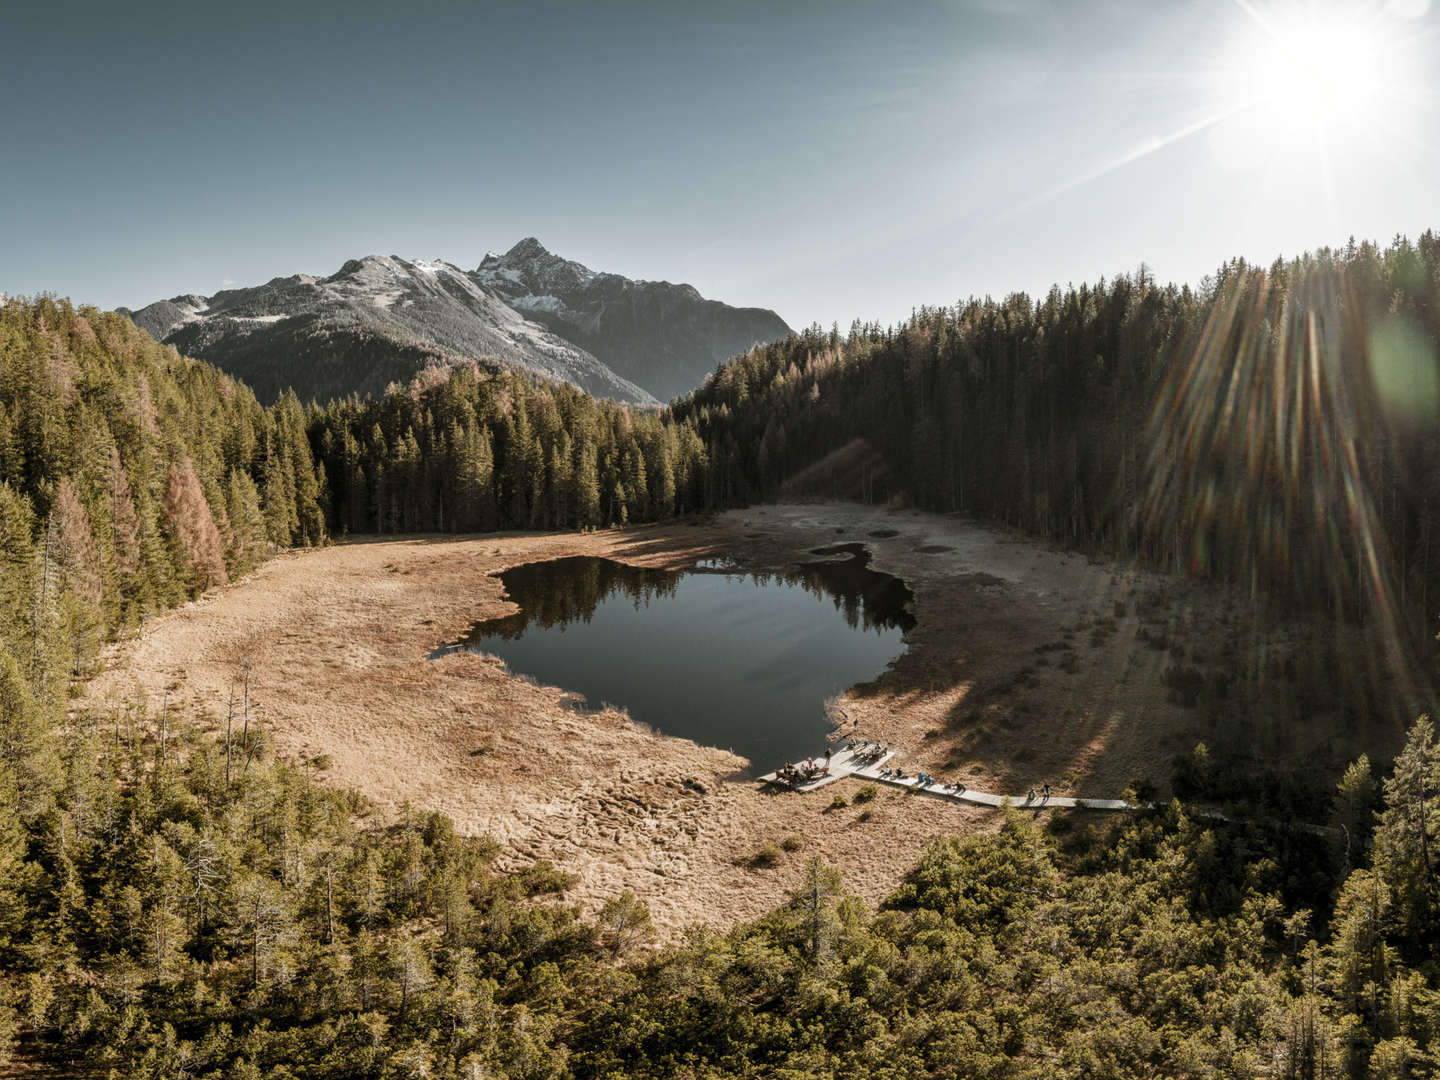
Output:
[122, 252, 656, 405]
[122, 241, 792, 406]
[475, 238, 793, 401]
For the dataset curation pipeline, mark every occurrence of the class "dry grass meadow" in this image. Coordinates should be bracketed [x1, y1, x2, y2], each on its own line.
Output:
[77, 503, 1396, 939]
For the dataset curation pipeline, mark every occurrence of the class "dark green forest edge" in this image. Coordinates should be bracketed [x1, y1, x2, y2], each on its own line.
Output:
[0, 233, 1438, 1076]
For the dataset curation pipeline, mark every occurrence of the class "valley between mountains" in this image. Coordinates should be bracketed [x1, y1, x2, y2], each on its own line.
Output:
[80, 503, 1384, 940]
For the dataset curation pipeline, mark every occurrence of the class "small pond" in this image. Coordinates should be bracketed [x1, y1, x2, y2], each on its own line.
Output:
[434, 547, 914, 769]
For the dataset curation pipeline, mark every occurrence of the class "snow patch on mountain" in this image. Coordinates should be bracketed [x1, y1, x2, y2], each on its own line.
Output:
[512, 294, 571, 315]
[124, 252, 657, 405]
[123, 238, 789, 405]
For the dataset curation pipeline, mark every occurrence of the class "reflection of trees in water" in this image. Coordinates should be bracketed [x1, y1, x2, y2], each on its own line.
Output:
[450, 552, 913, 647]
[785, 551, 915, 634]
[471, 557, 684, 641]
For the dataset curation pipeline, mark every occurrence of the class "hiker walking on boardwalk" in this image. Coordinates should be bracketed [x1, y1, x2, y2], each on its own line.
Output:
[1042, 783, 1050, 800]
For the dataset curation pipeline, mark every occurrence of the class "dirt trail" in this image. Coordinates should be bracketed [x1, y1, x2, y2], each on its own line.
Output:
[78, 504, 1360, 939]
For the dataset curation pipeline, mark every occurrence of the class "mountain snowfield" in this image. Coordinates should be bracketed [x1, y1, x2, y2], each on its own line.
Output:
[122, 240, 792, 405]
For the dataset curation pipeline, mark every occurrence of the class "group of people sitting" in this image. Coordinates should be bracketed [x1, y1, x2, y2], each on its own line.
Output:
[775, 758, 830, 787]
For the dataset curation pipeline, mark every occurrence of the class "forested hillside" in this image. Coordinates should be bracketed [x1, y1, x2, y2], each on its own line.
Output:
[309, 366, 710, 536]
[0, 296, 327, 683]
[678, 234, 1440, 652]
[311, 234, 1440, 673]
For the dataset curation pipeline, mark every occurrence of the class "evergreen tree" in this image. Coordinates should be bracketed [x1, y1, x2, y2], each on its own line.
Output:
[0, 760, 33, 963]
[0, 483, 36, 665]
[571, 439, 601, 528]
[1373, 717, 1440, 946]
[224, 468, 268, 577]
[0, 652, 56, 823]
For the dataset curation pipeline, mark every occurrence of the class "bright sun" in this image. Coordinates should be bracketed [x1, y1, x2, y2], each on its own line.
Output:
[1019, 0, 1433, 217]
[1226, 1, 1413, 133]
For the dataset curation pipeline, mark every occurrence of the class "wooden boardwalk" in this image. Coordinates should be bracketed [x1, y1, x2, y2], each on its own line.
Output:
[761, 745, 1346, 841]
[760, 743, 1138, 811]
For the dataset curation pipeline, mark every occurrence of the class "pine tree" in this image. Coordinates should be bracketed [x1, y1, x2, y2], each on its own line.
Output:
[596, 892, 652, 957]
[1374, 717, 1440, 944]
[1334, 755, 1379, 862]
[0, 652, 57, 823]
[546, 431, 572, 529]
[623, 443, 648, 521]
[570, 439, 600, 528]
[277, 393, 325, 544]
[261, 437, 295, 547]
[453, 422, 494, 533]
[788, 857, 843, 963]
[0, 760, 33, 963]
[143, 834, 187, 983]
[231, 871, 290, 989]
[224, 469, 268, 577]
[502, 410, 537, 528]
[0, 482, 36, 664]
[100, 453, 138, 567]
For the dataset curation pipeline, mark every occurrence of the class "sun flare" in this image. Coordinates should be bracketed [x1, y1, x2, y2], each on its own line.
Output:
[1225, 1, 1418, 132]
[1245, 11, 1382, 125]
[1020, 0, 1434, 213]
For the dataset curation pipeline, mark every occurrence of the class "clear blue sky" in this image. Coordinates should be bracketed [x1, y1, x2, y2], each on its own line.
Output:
[3, 0, 1437, 329]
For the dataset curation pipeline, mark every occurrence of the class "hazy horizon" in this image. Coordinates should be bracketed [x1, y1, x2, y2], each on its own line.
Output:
[4, 0, 1437, 330]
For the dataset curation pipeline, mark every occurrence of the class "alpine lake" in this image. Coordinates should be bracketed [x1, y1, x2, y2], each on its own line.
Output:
[433, 545, 915, 770]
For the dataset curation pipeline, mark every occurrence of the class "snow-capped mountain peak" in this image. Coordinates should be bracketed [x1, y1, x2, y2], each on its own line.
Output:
[122, 238, 791, 406]
[473, 238, 793, 401]
[476, 237, 597, 299]
[123, 251, 657, 406]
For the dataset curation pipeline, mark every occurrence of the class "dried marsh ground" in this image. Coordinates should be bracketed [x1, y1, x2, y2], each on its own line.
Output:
[78, 504, 1403, 938]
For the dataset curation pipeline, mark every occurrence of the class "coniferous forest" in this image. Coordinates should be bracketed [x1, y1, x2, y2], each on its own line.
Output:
[3, 232, 1440, 1075]
[679, 236, 1440, 635]
[314, 235, 1440, 660]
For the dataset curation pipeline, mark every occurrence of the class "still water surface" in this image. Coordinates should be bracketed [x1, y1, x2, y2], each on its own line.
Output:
[435, 549, 914, 769]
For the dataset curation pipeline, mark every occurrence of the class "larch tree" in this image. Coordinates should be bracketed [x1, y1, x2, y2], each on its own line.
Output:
[161, 458, 228, 593]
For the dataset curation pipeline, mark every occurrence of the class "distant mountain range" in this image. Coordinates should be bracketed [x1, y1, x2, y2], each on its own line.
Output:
[121, 240, 792, 405]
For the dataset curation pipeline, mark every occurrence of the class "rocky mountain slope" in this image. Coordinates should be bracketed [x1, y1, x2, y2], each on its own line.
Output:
[123, 242, 792, 406]
[122, 255, 657, 405]
[476, 238, 793, 402]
